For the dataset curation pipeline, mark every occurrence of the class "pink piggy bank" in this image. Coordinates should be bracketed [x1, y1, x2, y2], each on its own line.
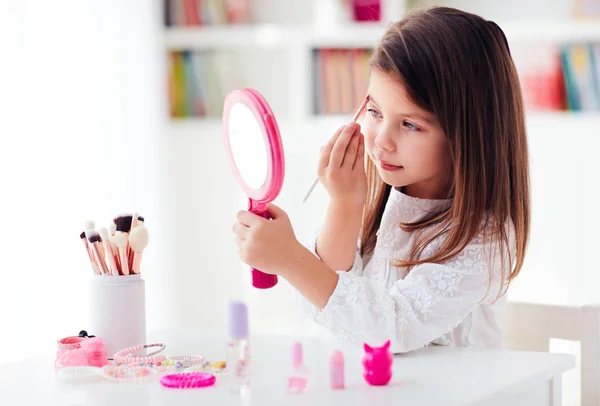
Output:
[362, 340, 393, 386]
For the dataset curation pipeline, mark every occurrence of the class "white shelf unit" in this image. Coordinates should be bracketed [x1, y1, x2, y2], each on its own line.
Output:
[163, 5, 600, 129]
[164, 20, 600, 50]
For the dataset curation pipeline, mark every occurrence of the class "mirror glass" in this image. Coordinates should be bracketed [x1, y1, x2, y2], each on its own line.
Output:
[228, 102, 269, 190]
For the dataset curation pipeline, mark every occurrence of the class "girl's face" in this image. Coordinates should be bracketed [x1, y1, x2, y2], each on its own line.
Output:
[362, 70, 452, 199]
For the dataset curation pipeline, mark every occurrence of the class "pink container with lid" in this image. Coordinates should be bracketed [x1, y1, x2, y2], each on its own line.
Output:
[329, 350, 345, 389]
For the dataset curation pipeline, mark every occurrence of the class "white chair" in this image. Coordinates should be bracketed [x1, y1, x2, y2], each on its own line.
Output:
[504, 301, 600, 406]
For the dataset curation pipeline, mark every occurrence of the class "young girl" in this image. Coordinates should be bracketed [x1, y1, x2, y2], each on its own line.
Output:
[232, 7, 530, 353]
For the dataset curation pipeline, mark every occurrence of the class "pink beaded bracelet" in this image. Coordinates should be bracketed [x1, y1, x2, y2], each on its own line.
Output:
[113, 343, 167, 365]
[160, 372, 216, 389]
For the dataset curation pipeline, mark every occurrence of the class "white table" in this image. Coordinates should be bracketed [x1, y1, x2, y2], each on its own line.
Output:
[1, 328, 574, 405]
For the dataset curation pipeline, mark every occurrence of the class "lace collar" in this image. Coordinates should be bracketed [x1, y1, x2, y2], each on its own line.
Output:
[383, 187, 453, 224]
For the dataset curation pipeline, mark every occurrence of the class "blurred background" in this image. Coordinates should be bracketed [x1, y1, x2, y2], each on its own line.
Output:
[0, 0, 598, 403]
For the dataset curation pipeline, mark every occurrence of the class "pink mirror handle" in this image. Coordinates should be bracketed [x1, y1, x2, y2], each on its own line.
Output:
[248, 199, 278, 289]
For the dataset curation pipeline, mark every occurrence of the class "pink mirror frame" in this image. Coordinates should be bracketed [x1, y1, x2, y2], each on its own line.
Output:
[223, 88, 285, 289]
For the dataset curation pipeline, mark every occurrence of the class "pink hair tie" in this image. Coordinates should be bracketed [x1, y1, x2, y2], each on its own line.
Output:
[160, 372, 216, 389]
[113, 343, 166, 365]
[101, 364, 156, 383]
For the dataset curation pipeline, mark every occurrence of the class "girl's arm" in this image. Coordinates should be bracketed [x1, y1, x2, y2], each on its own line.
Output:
[312, 121, 367, 271]
[314, 201, 363, 272]
[285, 230, 515, 353]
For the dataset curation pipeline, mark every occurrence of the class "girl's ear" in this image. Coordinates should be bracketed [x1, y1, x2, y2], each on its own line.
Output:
[383, 340, 391, 350]
[364, 343, 373, 352]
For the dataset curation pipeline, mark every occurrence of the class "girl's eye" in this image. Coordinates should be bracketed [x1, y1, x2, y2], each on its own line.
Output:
[367, 108, 381, 118]
[403, 120, 420, 131]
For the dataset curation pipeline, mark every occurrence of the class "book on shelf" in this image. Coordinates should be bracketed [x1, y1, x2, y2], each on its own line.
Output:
[313, 48, 372, 115]
[515, 41, 600, 112]
[164, 0, 251, 27]
[168, 50, 244, 118]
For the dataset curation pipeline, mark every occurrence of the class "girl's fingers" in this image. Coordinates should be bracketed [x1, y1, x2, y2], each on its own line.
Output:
[353, 133, 365, 169]
[318, 125, 344, 170]
[236, 210, 263, 227]
[329, 123, 359, 168]
[232, 221, 249, 238]
[342, 130, 360, 168]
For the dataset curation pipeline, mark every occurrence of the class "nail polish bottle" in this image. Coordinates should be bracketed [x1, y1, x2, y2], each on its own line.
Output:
[329, 349, 345, 389]
[225, 301, 250, 394]
[287, 342, 309, 393]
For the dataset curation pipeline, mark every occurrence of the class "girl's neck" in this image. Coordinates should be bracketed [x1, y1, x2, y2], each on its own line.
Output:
[398, 183, 452, 200]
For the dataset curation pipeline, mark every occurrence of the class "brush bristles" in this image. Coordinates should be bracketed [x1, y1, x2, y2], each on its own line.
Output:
[80, 231, 86, 239]
[83, 220, 95, 231]
[113, 232, 127, 248]
[129, 226, 149, 252]
[98, 227, 109, 241]
[85, 229, 101, 244]
[115, 215, 133, 232]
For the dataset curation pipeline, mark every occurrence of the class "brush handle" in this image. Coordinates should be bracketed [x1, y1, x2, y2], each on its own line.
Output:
[119, 246, 130, 275]
[103, 240, 120, 276]
[131, 252, 142, 275]
[91, 242, 109, 275]
[302, 178, 319, 203]
[83, 239, 101, 275]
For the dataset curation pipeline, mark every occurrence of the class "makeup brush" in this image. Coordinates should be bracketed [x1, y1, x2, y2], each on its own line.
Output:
[83, 220, 95, 232]
[108, 222, 116, 236]
[80, 231, 101, 275]
[129, 225, 149, 274]
[302, 96, 370, 203]
[85, 230, 109, 275]
[114, 215, 133, 256]
[113, 231, 129, 275]
[99, 227, 119, 276]
[130, 212, 139, 232]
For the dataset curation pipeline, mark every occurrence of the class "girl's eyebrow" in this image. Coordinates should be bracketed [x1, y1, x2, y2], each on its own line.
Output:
[367, 94, 435, 124]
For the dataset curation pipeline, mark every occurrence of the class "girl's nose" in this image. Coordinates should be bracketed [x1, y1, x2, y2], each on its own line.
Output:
[374, 129, 395, 152]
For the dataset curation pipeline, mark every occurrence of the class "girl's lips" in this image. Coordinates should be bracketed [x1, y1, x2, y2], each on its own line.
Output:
[379, 160, 403, 171]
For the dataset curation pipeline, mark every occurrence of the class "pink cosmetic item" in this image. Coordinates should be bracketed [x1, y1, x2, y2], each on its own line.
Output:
[223, 88, 285, 289]
[55, 337, 108, 369]
[329, 349, 345, 389]
[160, 372, 216, 388]
[362, 340, 393, 386]
[288, 341, 309, 393]
[302, 95, 370, 203]
[352, 0, 381, 21]
[225, 301, 251, 394]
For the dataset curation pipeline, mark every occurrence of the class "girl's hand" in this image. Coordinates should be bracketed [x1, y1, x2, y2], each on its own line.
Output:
[318, 122, 367, 207]
[232, 203, 303, 275]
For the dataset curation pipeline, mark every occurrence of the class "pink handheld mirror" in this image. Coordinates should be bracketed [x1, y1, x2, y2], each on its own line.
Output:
[223, 88, 285, 289]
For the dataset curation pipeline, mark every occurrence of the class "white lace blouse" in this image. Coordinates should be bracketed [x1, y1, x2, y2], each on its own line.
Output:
[298, 187, 513, 354]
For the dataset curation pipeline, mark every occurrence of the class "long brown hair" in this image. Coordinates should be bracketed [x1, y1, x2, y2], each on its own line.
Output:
[361, 7, 530, 296]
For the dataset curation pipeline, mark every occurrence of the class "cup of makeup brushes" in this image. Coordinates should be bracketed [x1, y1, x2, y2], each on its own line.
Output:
[83, 213, 149, 358]
[89, 274, 147, 358]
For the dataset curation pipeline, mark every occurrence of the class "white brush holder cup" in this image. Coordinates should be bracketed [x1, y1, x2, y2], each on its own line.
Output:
[89, 274, 147, 358]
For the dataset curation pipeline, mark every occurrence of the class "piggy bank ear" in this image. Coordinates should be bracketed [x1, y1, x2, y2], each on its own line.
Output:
[383, 340, 391, 351]
[364, 343, 373, 352]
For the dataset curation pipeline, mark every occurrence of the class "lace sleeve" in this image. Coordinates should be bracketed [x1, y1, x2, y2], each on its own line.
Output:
[311, 234, 511, 353]
[295, 226, 364, 318]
